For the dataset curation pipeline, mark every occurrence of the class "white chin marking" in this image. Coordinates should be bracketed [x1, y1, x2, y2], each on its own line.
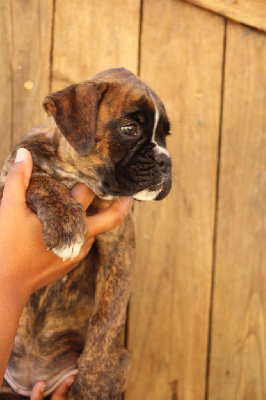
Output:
[133, 188, 162, 201]
[52, 238, 84, 261]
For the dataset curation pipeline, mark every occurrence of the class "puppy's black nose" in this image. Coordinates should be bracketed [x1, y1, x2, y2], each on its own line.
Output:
[155, 152, 171, 174]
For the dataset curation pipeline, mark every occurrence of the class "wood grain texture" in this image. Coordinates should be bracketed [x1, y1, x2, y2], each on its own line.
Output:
[184, 0, 266, 31]
[125, 1, 224, 399]
[52, 0, 140, 91]
[208, 22, 266, 400]
[0, 2, 12, 169]
[9, 0, 53, 143]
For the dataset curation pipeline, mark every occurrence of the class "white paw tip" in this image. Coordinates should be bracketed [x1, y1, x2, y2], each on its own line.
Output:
[52, 239, 84, 261]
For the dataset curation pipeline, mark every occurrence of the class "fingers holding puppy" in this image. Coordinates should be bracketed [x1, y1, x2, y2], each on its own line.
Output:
[71, 183, 134, 238]
[70, 183, 95, 210]
[86, 197, 134, 237]
[30, 376, 75, 400]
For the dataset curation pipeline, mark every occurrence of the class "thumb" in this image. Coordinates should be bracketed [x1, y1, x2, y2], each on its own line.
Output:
[1, 148, 33, 207]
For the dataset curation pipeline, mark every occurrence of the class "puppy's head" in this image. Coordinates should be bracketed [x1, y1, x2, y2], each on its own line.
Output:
[43, 68, 172, 201]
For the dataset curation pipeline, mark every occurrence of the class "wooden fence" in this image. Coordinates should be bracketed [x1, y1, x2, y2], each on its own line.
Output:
[0, 1, 265, 399]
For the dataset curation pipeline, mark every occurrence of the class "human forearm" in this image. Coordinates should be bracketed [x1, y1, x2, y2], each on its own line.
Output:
[0, 278, 27, 386]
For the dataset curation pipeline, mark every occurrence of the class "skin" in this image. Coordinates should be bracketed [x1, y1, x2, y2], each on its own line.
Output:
[0, 148, 134, 399]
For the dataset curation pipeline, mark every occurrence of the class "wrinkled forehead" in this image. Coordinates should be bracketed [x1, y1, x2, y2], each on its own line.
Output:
[94, 69, 168, 125]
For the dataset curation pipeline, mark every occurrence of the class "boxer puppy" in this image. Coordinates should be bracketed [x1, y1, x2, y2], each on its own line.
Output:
[0, 68, 171, 400]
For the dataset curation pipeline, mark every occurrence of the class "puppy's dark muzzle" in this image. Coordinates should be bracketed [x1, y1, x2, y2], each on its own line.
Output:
[101, 148, 172, 198]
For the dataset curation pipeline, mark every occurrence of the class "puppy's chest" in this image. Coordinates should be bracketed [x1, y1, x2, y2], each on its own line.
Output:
[31, 160, 80, 188]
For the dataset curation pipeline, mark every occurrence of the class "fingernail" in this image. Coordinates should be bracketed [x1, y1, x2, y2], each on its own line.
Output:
[120, 197, 134, 217]
[40, 382, 46, 393]
[124, 197, 134, 207]
[15, 148, 27, 163]
[66, 376, 75, 387]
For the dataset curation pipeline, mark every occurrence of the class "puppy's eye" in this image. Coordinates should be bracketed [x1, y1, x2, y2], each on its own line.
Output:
[121, 124, 138, 136]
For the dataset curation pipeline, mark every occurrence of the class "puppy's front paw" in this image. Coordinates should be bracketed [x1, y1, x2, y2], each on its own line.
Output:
[42, 200, 88, 261]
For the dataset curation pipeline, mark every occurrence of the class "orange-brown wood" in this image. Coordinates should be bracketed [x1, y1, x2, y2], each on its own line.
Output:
[185, 0, 266, 31]
[0, 1, 12, 168]
[52, 0, 141, 91]
[9, 0, 53, 144]
[208, 22, 266, 400]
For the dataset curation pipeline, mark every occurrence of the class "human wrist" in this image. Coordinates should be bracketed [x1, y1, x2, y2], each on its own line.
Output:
[0, 269, 29, 314]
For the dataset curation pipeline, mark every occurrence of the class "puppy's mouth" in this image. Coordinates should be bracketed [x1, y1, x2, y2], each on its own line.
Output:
[92, 140, 172, 201]
[98, 165, 171, 201]
[100, 180, 162, 201]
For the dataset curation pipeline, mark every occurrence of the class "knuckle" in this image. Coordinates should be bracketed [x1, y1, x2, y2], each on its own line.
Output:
[113, 209, 125, 226]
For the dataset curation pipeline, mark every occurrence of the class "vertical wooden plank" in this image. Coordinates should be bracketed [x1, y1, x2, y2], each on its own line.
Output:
[208, 23, 266, 400]
[126, 1, 224, 399]
[10, 0, 53, 143]
[52, 0, 140, 91]
[0, 0, 53, 166]
[52, 3, 140, 399]
[0, 2, 12, 168]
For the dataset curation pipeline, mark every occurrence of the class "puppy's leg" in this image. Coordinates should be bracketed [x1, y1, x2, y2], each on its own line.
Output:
[69, 215, 135, 400]
[26, 177, 88, 260]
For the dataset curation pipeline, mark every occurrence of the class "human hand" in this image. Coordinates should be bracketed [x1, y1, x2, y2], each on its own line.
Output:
[0, 148, 134, 307]
[30, 376, 75, 400]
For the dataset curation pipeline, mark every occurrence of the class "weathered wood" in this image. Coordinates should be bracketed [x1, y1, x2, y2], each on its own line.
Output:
[10, 0, 53, 144]
[52, 0, 140, 91]
[184, 0, 266, 31]
[125, 1, 224, 399]
[208, 22, 266, 400]
[0, 2, 12, 169]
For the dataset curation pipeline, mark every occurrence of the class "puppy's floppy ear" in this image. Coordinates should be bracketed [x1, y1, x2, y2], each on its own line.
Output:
[43, 81, 108, 156]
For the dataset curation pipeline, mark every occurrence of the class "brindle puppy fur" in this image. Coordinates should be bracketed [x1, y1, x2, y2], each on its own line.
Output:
[0, 68, 171, 399]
